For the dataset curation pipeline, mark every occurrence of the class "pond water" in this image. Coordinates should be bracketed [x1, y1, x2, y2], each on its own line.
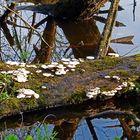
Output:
[0, 0, 140, 140]
[0, 97, 140, 140]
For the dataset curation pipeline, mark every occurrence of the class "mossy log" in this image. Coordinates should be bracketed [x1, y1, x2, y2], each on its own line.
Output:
[0, 55, 140, 119]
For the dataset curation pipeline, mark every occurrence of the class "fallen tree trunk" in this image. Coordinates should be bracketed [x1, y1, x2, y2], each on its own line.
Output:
[0, 54, 140, 119]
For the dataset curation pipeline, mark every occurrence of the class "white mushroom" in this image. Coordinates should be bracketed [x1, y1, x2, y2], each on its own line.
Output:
[102, 91, 115, 96]
[6, 61, 20, 66]
[55, 69, 66, 75]
[56, 64, 65, 69]
[19, 63, 26, 67]
[0, 71, 7, 74]
[43, 73, 53, 77]
[112, 76, 120, 81]
[14, 75, 28, 82]
[67, 64, 76, 69]
[108, 53, 119, 57]
[17, 88, 39, 99]
[115, 86, 122, 91]
[86, 56, 95, 60]
[41, 65, 48, 69]
[51, 62, 58, 66]
[121, 82, 128, 87]
[78, 58, 84, 62]
[17, 93, 26, 99]
[47, 64, 56, 69]
[69, 61, 80, 65]
[104, 75, 111, 79]
[36, 70, 42, 73]
[61, 58, 70, 62]
[86, 87, 100, 98]
[33, 93, 40, 99]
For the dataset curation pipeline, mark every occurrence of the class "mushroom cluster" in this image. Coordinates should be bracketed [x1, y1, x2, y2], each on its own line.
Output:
[39, 58, 81, 77]
[104, 75, 120, 81]
[17, 88, 39, 99]
[86, 79, 132, 99]
[86, 87, 100, 99]
[1, 68, 30, 82]
[108, 53, 119, 57]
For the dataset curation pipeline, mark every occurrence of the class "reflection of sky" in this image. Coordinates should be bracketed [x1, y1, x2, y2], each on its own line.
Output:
[98, 0, 140, 56]
[73, 118, 123, 140]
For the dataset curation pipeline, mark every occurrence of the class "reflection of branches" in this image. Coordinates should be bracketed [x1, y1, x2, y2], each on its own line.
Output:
[133, 0, 136, 21]
[86, 118, 98, 140]
[0, 3, 51, 48]
[87, 110, 140, 125]
[86, 110, 140, 140]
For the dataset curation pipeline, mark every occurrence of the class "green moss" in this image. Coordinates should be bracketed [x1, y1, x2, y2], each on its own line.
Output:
[67, 91, 86, 104]
[21, 98, 39, 110]
[135, 54, 140, 61]
[79, 57, 121, 72]
[129, 63, 137, 69]
[109, 69, 130, 77]
[0, 98, 20, 114]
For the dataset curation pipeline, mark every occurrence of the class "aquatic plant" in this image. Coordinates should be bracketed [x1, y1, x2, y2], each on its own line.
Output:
[114, 137, 121, 140]
[2, 123, 58, 140]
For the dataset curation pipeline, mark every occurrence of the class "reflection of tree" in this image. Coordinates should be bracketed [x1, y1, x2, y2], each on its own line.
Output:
[0, 100, 140, 140]
[53, 119, 81, 140]
[86, 110, 140, 140]
[58, 19, 114, 58]
[33, 17, 56, 63]
[133, 0, 136, 21]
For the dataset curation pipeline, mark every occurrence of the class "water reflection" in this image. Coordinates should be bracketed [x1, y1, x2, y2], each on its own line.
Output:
[57, 19, 114, 59]
[0, 12, 114, 62]
[0, 0, 139, 62]
[0, 1, 140, 139]
[0, 96, 140, 140]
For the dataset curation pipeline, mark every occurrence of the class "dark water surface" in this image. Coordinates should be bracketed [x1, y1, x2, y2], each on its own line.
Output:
[0, 0, 140, 139]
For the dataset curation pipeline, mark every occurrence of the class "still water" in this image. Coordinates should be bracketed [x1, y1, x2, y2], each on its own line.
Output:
[0, 0, 140, 140]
